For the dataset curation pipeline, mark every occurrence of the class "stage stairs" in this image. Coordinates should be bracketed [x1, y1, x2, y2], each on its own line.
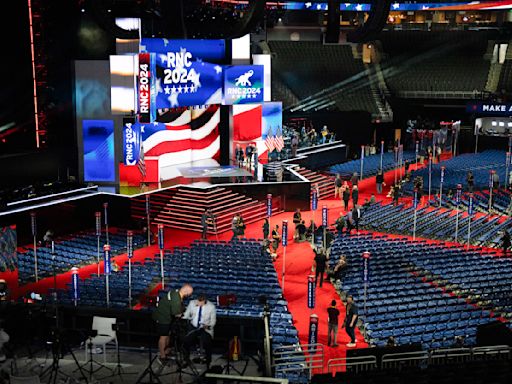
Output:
[152, 187, 282, 234]
[290, 166, 334, 200]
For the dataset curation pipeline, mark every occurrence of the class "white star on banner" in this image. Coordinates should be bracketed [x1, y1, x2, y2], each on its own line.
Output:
[163, 38, 169, 47]
[183, 86, 189, 93]
[168, 93, 179, 108]
[153, 121, 159, 126]
[140, 125, 145, 134]
[214, 65, 222, 74]
[355, 4, 363, 11]
[305, 2, 311, 8]
[177, 85, 182, 93]
[164, 86, 171, 95]
[393, 3, 400, 9]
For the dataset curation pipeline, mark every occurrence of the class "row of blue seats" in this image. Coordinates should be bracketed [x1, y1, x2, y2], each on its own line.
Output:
[329, 233, 501, 349]
[17, 230, 146, 283]
[329, 151, 416, 179]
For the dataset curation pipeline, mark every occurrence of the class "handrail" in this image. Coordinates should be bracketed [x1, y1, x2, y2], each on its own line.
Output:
[205, 374, 288, 383]
[327, 355, 377, 374]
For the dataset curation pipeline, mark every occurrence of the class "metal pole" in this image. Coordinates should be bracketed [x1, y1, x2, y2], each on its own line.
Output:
[128, 258, 132, 308]
[160, 249, 165, 289]
[104, 244, 111, 308]
[96, 236, 100, 276]
[489, 170, 494, 213]
[428, 155, 432, 203]
[281, 220, 288, 292]
[360, 145, 364, 181]
[455, 184, 461, 243]
[506, 152, 510, 190]
[33, 235, 38, 282]
[439, 166, 445, 208]
[311, 211, 315, 246]
[413, 189, 418, 240]
[146, 195, 151, 246]
[380, 140, 384, 170]
[467, 194, 473, 250]
[394, 147, 398, 185]
[475, 133, 479, 154]
[104, 202, 109, 245]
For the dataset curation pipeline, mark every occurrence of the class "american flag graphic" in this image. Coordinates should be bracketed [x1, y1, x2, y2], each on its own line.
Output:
[142, 105, 220, 166]
[138, 141, 146, 178]
[265, 126, 276, 153]
[274, 125, 285, 152]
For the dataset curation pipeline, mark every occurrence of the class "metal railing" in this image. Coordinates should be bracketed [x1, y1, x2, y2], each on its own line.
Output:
[272, 343, 324, 379]
[382, 350, 430, 370]
[205, 374, 289, 384]
[327, 355, 377, 375]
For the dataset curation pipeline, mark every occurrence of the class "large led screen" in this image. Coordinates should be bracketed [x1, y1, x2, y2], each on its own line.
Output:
[83, 120, 115, 182]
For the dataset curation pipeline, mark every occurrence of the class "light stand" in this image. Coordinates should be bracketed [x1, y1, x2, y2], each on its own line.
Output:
[101, 323, 137, 381]
[77, 331, 112, 383]
[262, 303, 272, 377]
[135, 319, 161, 384]
[39, 239, 87, 384]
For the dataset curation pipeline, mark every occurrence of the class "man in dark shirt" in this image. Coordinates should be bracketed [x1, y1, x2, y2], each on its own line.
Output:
[201, 209, 214, 240]
[335, 213, 345, 237]
[295, 220, 307, 243]
[376, 170, 385, 195]
[327, 300, 340, 347]
[466, 171, 474, 193]
[351, 205, 362, 233]
[313, 248, 327, 287]
[272, 224, 280, 250]
[344, 295, 358, 347]
[152, 284, 194, 360]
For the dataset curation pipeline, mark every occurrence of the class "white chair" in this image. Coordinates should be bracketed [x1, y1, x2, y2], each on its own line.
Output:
[84, 316, 117, 364]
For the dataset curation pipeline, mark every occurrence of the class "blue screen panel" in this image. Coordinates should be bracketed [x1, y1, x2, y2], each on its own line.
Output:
[83, 120, 115, 182]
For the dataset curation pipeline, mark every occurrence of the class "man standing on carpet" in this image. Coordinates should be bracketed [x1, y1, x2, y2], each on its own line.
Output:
[344, 295, 358, 347]
[201, 209, 214, 240]
[327, 300, 340, 347]
[272, 224, 280, 251]
[334, 174, 342, 198]
[352, 185, 359, 207]
[335, 212, 346, 237]
[313, 247, 327, 287]
[342, 185, 351, 211]
[351, 205, 362, 233]
[376, 170, 385, 195]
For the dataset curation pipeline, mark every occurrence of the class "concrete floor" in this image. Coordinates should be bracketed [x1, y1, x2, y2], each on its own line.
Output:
[3, 346, 263, 383]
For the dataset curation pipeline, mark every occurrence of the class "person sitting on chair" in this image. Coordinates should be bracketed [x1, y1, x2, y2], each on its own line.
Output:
[183, 294, 217, 368]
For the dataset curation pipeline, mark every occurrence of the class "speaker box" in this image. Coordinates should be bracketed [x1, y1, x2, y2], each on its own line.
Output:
[477, 321, 512, 346]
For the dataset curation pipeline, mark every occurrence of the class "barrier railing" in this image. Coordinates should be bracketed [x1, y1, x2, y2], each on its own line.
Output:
[205, 374, 289, 384]
[381, 350, 429, 370]
[272, 343, 324, 379]
[327, 355, 377, 375]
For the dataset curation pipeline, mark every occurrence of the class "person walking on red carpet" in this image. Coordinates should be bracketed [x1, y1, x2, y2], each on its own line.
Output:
[334, 174, 342, 198]
[327, 300, 340, 347]
[344, 295, 359, 347]
[342, 185, 351, 211]
[313, 247, 327, 287]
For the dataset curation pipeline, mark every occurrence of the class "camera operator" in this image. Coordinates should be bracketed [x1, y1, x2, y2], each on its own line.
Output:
[182, 294, 217, 368]
[152, 283, 193, 362]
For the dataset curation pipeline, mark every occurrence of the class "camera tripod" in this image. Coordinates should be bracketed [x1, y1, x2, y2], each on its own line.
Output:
[100, 324, 137, 382]
[157, 323, 200, 382]
[74, 335, 113, 383]
[39, 328, 87, 384]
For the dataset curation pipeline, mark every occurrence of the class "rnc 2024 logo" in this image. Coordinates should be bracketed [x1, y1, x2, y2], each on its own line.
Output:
[226, 67, 262, 102]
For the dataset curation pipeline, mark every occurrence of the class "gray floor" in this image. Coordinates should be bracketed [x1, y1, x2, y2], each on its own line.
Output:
[4, 346, 263, 383]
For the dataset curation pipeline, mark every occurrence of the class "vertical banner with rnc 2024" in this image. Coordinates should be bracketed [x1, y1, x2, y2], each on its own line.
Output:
[138, 53, 156, 123]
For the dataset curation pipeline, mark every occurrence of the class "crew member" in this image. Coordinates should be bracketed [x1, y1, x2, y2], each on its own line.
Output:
[152, 284, 194, 361]
[183, 294, 217, 367]
[201, 209, 214, 240]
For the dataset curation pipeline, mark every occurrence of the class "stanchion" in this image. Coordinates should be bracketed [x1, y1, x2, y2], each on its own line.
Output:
[455, 184, 462, 243]
[380, 140, 384, 171]
[322, 205, 328, 249]
[127, 230, 134, 308]
[415, 140, 419, 168]
[489, 170, 495, 213]
[439, 166, 445, 207]
[360, 145, 364, 181]
[71, 267, 79, 307]
[266, 193, 272, 239]
[506, 152, 511, 190]
[95, 211, 101, 276]
[145, 195, 151, 246]
[104, 244, 111, 307]
[158, 224, 165, 289]
[104, 202, 110, 245]
[281, 220, 288, 293]
[467, 193, 474, 250]
[394, 146, 398, 185]
[30, 212, 38, 282]
[412, 188, 418, 240]
[398, 144, 403, 182]
[362, 252, 370, 314]
[311, 187, 318, 246]
[428, 155, 432, 202]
